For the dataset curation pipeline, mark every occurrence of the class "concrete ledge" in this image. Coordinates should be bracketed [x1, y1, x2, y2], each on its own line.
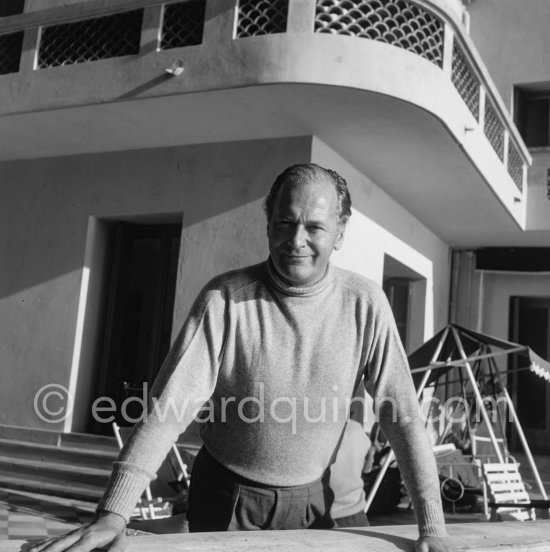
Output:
[2, 522, 550, 552]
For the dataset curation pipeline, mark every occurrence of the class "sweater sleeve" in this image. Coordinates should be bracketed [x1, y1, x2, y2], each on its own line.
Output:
[96, 281, 227, 522]
[364, 288, 447, 538]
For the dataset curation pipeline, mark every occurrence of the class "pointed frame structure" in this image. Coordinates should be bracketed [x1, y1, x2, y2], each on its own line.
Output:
[365, 324, 550, 512]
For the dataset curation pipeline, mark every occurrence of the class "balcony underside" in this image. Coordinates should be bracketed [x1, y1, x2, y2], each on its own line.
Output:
[1, 83, 536, 247]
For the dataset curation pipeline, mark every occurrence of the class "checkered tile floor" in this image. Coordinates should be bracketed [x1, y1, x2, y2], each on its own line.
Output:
[0, 489, 96, 541]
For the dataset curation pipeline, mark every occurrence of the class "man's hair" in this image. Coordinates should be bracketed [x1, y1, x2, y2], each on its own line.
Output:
[263, 164, 352, 223]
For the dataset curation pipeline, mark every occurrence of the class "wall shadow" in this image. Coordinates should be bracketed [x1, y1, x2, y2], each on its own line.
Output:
[0, 136, 310, 301]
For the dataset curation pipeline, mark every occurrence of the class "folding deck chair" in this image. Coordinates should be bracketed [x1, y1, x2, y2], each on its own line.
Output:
[482, 462, 550, 521]
[112, 421, 191, 520]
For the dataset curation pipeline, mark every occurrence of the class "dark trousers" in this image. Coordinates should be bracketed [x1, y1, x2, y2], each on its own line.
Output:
[333, 510, 369, 528]
[188, 447, 335, 532]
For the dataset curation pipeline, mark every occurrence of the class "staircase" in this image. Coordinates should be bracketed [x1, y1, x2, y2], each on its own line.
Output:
[0, 424, 117, 502]
[0, 424, 200, 503]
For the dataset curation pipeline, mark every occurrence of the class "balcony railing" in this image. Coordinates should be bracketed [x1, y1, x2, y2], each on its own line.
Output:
[0, 0, 529, 193]
[451, 40, 479, 120]
[37, 10, 144, 68]
[236, 0, 289, 38]
[314, 0, 445, 68]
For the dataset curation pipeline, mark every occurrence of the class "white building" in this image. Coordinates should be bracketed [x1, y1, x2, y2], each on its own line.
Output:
[0, 0, 548, 475]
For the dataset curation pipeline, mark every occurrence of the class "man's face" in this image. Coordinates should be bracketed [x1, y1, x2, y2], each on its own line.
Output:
[267, 177, 346, 287]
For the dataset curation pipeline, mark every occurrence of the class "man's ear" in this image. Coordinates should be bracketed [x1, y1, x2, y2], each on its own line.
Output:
[333, 218, 348, 251]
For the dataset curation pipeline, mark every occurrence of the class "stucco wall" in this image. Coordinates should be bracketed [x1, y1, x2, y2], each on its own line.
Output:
[312, 138, 451, 344]
[467, 0, 550, 110]
[1, 135, 451, 433]
[0, 137, 311, 430]
[442, 0, 466, 21]
[25, 0, 86, 10]
[466, 0, 550, 232]
[311, 139, 451, 430]
[452, 251, 550, 341]
[482, 273, 550, 342]
[526, 151, 550, 231]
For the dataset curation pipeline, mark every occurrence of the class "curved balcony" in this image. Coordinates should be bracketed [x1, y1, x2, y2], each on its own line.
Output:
[0, 0, 532, 244]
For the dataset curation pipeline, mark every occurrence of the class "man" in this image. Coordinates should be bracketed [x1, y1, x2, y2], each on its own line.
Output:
[33, 164, 453, 552]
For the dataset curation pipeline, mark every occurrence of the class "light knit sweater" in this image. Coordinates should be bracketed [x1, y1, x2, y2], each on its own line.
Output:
[98, 260, 446, 536]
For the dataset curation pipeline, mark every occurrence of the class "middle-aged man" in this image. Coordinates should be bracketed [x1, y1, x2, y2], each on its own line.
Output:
[33, 164, 454, 552]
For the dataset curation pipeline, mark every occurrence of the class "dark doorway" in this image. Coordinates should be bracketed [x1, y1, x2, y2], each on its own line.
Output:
[93, 222, 181, 434]
[509, 296, 550, 453]
[383, 278, 410, 349]
[0, 0, 25, 17]
[382, 255, 426, 354]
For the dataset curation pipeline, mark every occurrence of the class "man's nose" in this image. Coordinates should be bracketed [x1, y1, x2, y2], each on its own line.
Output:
[289, 225, 307, 248]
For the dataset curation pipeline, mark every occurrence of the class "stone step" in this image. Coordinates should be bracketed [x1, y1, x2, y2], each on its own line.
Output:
[0, 456, 111, 487]
[59, 432, 118, 453]
[0, 438, 116, 470]
[0, 424, 118, 453]
[0, 423, 199, 502]
[0, 473, 105, 502]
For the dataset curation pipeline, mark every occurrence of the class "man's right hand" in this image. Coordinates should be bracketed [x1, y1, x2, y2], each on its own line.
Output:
[30, 511, 127, 552]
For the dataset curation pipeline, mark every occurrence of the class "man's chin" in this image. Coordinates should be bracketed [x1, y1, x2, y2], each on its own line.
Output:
[276, 265, 315, 287]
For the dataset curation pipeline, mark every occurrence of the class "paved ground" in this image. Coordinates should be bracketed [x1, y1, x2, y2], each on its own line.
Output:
[0, 489, 95, 542]
[515, 452, 550, 498]
[0, 487, 490, 542]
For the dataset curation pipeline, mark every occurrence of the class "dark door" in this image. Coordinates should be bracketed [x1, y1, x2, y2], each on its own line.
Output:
[0, 1, 25, 17]
[383, 277, 411, 350]
[509, 296, 550, 453]
[93, 223, 181, 433]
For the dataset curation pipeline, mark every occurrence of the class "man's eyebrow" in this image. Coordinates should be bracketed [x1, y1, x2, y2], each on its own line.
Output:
[275, 213, 327, 224]
[275, 214, 294, 221]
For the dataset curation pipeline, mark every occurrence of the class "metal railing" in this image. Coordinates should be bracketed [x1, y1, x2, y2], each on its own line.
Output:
[484, 98, 505, 162]
[161, 0, 206, 49]
[37, 9, 143, 68]
[236, 0, 289, 38]
[0, 0, 529, 192]
[314, 0, 445, 68]
[451, 40, 480, 120]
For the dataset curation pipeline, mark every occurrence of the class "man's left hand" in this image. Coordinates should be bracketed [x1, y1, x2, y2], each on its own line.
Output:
[415, 536, 457, 552]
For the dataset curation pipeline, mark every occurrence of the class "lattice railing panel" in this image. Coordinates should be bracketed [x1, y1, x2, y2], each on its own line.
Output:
[507, 142, 524, 192]
[0, 31, 23, 75]
[236, 0, 289, 38]
[37, 10, 143, 69]
[161, 0, 206, 49]
[314, 0, 444, 67]
[451, 41, 479, 119]
[484, 100, 505, 161]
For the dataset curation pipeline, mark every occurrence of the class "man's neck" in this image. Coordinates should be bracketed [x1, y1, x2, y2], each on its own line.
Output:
[265, 258, 331, 297]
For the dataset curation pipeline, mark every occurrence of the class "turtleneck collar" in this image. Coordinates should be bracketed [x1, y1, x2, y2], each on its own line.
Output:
[264, 258, 332, 297]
